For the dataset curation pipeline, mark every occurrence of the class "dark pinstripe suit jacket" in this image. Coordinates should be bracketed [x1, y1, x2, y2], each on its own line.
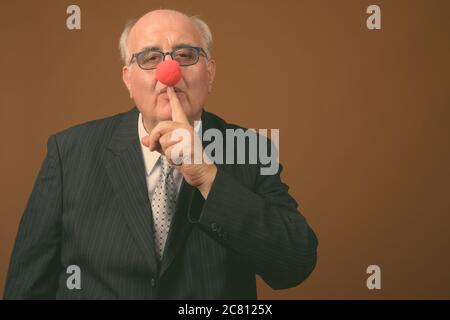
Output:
[4, 106, 318, 299]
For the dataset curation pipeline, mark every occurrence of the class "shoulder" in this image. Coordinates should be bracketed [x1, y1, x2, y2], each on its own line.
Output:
[202, 110, 273, 144]
[55, 108, 131, 139]
[51, 107, 136, 160]
[202, 110, 248, 132]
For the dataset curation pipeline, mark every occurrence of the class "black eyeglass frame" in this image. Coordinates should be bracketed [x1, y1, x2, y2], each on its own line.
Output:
[129, 46, 208, 70]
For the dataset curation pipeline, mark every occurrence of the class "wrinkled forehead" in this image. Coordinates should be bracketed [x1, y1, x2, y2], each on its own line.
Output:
[128, 14, 203, 53]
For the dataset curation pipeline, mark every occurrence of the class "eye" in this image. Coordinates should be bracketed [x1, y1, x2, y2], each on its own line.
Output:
[175, 48, 196, 59]
[141, 52, 162, 64]
[143, 56, 158, 62]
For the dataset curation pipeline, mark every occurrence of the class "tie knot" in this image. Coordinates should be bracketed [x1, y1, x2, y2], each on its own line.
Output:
[160, 156, 173, 177]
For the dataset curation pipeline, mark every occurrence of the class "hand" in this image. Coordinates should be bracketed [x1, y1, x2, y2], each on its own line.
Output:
[141, 87, 217, 199]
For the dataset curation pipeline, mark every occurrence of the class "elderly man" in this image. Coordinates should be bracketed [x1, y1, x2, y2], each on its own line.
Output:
[4, 9, 318, 299]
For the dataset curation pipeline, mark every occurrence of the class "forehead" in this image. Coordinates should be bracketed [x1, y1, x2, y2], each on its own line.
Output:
[129, 13, 203, 52]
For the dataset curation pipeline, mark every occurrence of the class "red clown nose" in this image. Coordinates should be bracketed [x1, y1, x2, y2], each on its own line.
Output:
[155, 60, 181, 86]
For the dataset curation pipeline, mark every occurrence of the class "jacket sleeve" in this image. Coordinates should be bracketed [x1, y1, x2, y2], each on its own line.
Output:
[4, 135, 63, 299]
[194, 164, 318, 290]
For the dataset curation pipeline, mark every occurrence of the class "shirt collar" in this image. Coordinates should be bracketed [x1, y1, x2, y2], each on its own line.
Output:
[138, 112, 202, 176]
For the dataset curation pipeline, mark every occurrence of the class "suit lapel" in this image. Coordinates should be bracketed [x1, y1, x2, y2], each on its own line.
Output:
[105, 107, 159, 275]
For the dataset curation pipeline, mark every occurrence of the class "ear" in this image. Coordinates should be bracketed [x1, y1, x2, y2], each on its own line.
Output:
[206, 59, 216, 93]
[122, 65, 133, 99]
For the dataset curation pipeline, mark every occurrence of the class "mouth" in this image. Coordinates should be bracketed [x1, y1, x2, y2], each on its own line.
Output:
[159, 87, 183, 94]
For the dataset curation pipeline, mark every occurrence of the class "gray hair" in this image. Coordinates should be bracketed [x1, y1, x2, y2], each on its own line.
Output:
[119, 13, 213, 65]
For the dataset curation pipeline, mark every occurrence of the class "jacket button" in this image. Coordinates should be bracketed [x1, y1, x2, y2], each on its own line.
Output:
[151, 278, 156, 287]
[211, 223, 219, 232]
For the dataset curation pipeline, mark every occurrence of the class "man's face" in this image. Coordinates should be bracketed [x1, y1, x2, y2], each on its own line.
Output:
[122, 11, 216, 127]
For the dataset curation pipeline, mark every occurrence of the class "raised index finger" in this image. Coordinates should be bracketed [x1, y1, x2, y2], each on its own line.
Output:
[167, 86, 189, 124]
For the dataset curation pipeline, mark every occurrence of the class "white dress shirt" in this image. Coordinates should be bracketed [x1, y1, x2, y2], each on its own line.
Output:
[138, 112, 202, 202]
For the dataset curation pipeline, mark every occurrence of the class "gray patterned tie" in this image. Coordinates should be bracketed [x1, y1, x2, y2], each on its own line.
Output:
[151, 156, 177, 260]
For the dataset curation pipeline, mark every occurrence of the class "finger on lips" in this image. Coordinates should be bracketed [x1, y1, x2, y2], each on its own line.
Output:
[142, 86, 192, 163]
[167, 86, 189, 124]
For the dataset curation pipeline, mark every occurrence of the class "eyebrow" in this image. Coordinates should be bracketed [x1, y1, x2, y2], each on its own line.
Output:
[138, 43, 196, 52]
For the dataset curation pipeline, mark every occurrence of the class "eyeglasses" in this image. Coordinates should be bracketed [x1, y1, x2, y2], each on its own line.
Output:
[129, 46, 208, 70]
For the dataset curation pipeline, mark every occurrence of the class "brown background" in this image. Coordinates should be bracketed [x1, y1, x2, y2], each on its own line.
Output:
[1, 0, 449, 299]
